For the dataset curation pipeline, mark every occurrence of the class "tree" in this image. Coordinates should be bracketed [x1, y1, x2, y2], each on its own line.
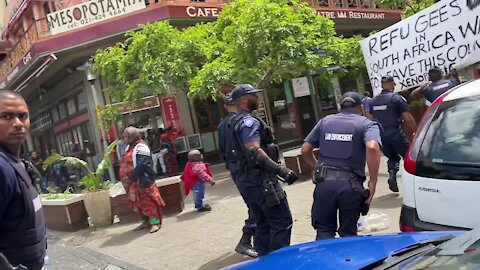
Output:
[94, 0, 363, 101]
[94, 22, 214, 102]
[378, 0, 438, 17]
[193, 0, 335, 93]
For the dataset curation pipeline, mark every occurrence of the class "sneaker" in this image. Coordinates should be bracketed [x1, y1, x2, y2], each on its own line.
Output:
[198, 204, 212, 212]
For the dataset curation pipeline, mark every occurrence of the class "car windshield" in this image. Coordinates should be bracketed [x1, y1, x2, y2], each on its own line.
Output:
[399, 240, 480, 270]
[424, 96, 480, 166]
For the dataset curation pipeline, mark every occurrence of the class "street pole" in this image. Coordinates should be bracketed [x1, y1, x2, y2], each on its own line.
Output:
[78, 61, 117, 183]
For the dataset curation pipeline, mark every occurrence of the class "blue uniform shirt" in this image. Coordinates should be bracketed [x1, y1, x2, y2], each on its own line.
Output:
[368, 89, 409, 115]
[0, 148, 24, 232]
[235, 113, 263, 187]
[305, 112, 382, 149]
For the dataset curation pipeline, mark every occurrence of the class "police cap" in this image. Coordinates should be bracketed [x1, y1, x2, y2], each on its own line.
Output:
[231, 84, 261, 101]
[381, 75, 395, 84]
[340, 92, 362, 109]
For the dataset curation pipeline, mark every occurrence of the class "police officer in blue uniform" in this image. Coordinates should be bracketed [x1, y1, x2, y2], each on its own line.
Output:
[218, 92, 257, 258]
[301, 92, 382, 240]
[0, 91, 47, 269]
[369, 76, 417, 192]
[410, 67, 460, 105]
[230, 84, 298, 256]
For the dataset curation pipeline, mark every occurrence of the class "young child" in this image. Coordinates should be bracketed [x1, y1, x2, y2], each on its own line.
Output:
[181, 150, 215, 212]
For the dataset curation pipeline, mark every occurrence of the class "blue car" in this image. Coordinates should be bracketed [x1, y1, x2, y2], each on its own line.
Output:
[226, 228, 480, 270]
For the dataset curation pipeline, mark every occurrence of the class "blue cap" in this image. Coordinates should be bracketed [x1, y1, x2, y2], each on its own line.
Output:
[224, 93, 235, 106]
[231, 84, 261, 101]
[340, 92, 362, 109]
[381, 75, 395, 83]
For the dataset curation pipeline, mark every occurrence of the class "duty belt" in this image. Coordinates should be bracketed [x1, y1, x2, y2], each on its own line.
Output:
[324, 169, 357, 180]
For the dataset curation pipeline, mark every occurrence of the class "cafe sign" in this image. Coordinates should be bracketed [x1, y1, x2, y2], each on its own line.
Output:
[47, 0, 146, 35]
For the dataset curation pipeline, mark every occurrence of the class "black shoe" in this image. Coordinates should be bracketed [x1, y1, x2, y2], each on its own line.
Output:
[235, 242, 258, 258]
[388, 170, 399, 192]
[198, 204, 212, 212]
[235, 233, 258, 257]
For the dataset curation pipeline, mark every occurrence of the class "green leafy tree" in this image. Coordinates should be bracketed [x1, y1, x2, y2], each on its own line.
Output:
[94, 22, 213, 102]
[378, 0, 438, 17]
[194, 0, 335, 92]
[94, 0, 365, 100]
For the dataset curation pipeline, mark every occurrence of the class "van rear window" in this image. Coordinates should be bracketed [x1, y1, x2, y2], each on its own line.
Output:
[416, 96, 480, 180]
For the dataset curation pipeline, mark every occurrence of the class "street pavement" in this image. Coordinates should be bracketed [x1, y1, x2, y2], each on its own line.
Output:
[44, 156, 403, 270]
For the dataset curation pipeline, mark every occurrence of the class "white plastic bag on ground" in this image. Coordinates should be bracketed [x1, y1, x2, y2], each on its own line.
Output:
[109, 182, 126, 198]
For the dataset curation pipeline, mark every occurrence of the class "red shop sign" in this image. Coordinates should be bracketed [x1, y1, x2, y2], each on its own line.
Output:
[161, 95, 184, 137]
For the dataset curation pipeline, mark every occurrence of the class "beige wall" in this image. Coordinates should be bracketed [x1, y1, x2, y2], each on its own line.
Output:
[0, 0, 6, 33]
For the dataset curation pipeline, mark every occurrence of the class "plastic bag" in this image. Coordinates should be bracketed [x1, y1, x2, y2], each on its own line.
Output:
[109, 182, 126, 198]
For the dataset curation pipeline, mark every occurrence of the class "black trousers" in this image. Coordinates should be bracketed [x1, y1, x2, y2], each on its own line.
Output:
[311, 180, 363, 240]
[239, 181, 293, 256]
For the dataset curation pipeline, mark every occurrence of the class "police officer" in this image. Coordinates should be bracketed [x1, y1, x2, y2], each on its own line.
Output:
[301, 92, 381, 240]
[369, 76, 417, 192]
[410, 67, 460, 106]
[230, 84, 297, 256]
[217, 92, 257, 258]
[0, 90, 47, 269]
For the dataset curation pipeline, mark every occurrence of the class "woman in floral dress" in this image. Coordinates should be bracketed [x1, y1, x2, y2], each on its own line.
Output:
[120, 127, 165, 233]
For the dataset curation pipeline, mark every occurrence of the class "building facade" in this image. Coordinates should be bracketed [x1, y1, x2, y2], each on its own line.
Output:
[0, 0, 417, 165]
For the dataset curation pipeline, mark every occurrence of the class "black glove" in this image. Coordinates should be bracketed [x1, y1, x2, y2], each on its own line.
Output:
[279, 168, 298, 185]
[361, 189, 371, 216]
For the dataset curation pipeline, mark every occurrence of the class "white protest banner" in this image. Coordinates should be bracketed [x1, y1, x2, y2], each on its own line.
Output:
[360, 0, 480, 94]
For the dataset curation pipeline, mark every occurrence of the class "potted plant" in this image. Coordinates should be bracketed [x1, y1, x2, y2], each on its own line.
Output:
[43, 141, 117, 227]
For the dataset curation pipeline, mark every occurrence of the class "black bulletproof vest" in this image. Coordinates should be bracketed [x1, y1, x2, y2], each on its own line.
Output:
[232, 112, 275, 168]
[0, 151, 46, 266]
[318, 113, 367, 177]
[370, 91, 401, 130]
[424, 79, 456, 103]
[222, 112, 239, 165]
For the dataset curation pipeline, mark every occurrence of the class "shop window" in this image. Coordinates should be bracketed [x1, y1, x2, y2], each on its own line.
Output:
[195, 99, 224, 133]
[348, 0, 358, 8]
[58, 103, 67, 119]
[317, 0, 329, 7]
[51, 107, 59, 122]
[67, 98, 77, 115]
[267, 86, 300, 144]
[77, 92, 87, 111]
[55, 122, 97, 157]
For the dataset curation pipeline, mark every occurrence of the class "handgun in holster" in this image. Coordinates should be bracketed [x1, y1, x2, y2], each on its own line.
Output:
[312, 163, 328, 184]
[262, 174, 287, 208]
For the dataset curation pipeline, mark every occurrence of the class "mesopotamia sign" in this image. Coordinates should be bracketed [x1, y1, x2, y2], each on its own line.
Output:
[47, 0, 146, 35]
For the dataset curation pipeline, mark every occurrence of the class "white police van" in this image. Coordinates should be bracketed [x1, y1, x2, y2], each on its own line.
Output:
[400, 79, 480, 232]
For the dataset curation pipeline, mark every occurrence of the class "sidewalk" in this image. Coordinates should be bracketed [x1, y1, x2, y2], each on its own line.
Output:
[47, 157, 402, 270]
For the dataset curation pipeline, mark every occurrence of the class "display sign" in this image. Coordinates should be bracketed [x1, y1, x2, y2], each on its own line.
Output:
[161, 95, 184, 137]
[47, 0, 146, 35]
[316, 8, 402, 21]
[112, 96, 160, 114]
[361, 0, 480, 94]
[292, 77, 310, 98]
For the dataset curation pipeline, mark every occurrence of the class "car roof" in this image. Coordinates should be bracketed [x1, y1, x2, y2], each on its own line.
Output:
[443, 79, 480, 102]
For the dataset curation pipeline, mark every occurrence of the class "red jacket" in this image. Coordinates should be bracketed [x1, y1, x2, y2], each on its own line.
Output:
[180, 161, 213, 196]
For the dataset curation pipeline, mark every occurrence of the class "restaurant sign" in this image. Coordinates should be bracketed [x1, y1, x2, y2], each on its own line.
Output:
[316, 8, 402, 21]
[47, 0, 146, 35]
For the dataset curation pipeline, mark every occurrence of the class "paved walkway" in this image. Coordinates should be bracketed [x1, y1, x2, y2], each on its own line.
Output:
[46, 157, 402, 270]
